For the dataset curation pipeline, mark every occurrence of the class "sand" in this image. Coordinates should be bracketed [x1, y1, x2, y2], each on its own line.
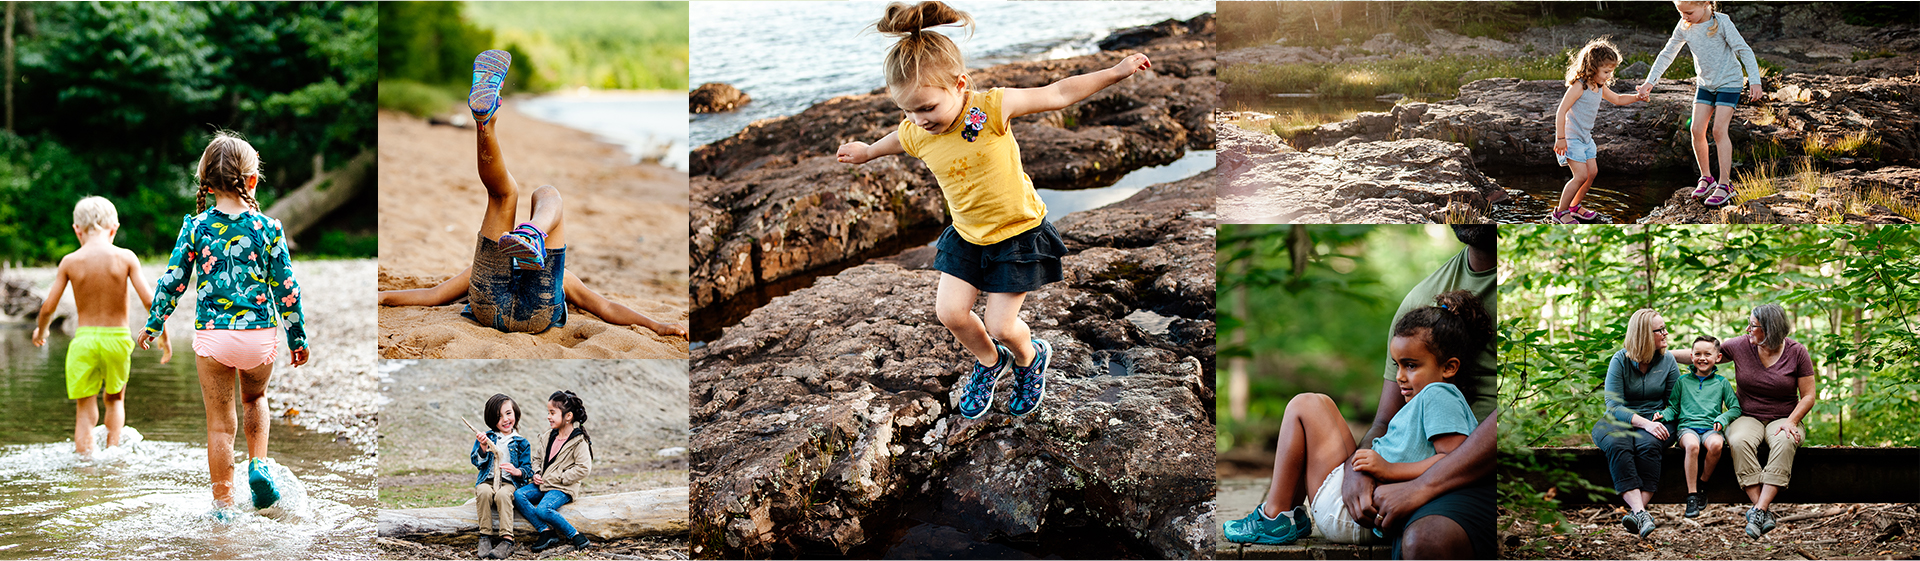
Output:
[377, 105, 689, 359]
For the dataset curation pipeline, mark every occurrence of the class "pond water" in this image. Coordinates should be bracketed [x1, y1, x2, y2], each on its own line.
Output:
[519, 92, 690, 172]
[0, 325, 377, 559]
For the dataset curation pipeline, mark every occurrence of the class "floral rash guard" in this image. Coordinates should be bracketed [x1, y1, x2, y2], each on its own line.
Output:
[144, 208, 307, 350]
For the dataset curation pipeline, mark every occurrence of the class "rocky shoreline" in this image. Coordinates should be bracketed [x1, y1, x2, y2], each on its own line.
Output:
[691, 14, 1217, 322]
[689, 170, 1216, 558]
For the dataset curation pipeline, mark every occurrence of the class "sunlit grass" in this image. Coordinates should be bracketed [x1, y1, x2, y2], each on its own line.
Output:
[1804, 130, 1881, 161]
[1224, 108, 1369, 143]
[1749, 105, 1779, 127]
[1731, 160, 1779, 206]
[1445, 196, 1491, 224]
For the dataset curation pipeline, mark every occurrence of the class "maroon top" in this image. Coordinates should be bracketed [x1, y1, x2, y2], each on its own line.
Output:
[1718, 334, 1815, 422]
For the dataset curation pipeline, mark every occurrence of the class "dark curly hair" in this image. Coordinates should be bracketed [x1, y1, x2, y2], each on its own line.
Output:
[1392, 290, 1496, 377]
[483, 393, 520, 432]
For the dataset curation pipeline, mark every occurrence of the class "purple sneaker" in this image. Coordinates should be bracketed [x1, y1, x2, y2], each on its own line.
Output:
[1691, 176, 1716, 198]
[1569, 204, 1600, 222]
[1551, 209, 1581, 224]
[470, 50, 512, 126]
[497, 222, 548, 270]
[1704, 183, 1736, 207]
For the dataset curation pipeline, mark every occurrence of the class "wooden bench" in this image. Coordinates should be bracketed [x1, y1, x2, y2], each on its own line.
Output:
[1216, 539, 1393, 560]
[1509, 446, 1919, 504]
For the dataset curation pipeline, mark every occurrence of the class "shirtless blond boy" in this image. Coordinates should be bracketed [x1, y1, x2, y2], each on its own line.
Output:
[33, 196, 171, 458]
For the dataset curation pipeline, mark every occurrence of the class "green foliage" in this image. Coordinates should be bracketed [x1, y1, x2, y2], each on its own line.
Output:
[376, 2, 493, 88]
[1500, 225, 1920, 524]
[377, 79, 464, 119]
[377, 2, 687, 95]
[0, 2, 375, 263]
[1216, 225, 1465, 453]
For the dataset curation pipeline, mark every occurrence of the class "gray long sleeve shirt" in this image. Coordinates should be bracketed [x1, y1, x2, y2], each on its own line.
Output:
[1646, 12, 1764, 91]
[1601, 348, 1681, 431]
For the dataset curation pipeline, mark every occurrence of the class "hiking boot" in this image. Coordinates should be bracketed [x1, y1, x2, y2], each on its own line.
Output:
[477, 535, 496, 559]
[1684, 492, 1707, 518]
[957, 344, 1012, 419]
[490, 537, 516, 559]
[569, 532, 591, 552]
[1006, 338, 1051, 417]
[530, 529, 563, 553]
[470, 50, 512, 127]
[1636, 510, 1657, 538]
[248, 457, 281, 509]
[497, 223, 548, 271]
[1223, 503, 1313, 545]
[1622, 512, 1641, 535]
[1757, 508, 1778, 536]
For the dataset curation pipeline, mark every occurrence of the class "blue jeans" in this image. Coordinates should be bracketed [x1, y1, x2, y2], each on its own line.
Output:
[513, 485, 577, 537]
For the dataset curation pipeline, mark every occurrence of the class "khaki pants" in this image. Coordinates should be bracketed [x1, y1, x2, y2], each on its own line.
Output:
[475, 482, 518, 538]
[1727, 416, 1798, 488]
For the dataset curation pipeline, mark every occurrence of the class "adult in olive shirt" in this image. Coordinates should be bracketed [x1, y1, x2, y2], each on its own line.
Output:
[1342, 225, 1497, 559]
[1592, 309, 1682, 537]
[1672, 303, 1816, 539]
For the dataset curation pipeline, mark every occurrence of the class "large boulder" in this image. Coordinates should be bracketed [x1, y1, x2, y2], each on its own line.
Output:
[1641, 165, 1920, 224]
[690, 173, 1216, 559]
[691, 32, 1217, 315]
[1219, 127, 1502, 224]
[691, 83, 751, 114]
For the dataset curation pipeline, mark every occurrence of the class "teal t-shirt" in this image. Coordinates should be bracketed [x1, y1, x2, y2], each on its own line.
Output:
[1370, 382, 1479, 465]
[1384, 248, 1498, 421]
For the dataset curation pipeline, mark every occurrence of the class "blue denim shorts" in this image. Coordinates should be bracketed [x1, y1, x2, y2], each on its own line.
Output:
[1557, 136, 1597, 165]
[1696, 87, 1743, 107]
[932, 221, 1066, 294]
[463, 234, 568, 334]
[1684, 426, 1724, 439]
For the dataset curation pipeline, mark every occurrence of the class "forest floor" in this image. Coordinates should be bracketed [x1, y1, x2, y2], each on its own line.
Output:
[1501, 503, 1920, 560]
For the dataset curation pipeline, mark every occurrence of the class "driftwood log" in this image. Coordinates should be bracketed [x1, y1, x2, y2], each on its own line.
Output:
[264, 148, 375, 241]
[378, 487, 688, 541]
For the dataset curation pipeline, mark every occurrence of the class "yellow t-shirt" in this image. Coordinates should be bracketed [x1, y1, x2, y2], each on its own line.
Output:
[898, 88, 1047, 246]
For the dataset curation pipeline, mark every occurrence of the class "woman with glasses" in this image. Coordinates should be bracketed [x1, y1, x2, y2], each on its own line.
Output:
[1671, 303, 1816, 539]
[1591, 309, 1683, 538]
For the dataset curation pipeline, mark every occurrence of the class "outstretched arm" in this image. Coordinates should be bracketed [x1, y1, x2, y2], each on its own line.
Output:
[1602, 85, 1640, 106]
[1371, 409, 1499, 529]
[379, 267, 472, 307]
[32, 262, 68, 347]
[1001, 53, 1151, 120]
[837, 131, 905, 165]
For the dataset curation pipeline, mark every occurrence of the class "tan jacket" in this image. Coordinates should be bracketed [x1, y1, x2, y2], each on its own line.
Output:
[536, 423, 592, 498]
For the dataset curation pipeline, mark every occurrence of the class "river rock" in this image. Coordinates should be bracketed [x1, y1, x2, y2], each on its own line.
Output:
[1641, 165, 1920, 224]
[691, 29, 1216, 316]
[1220, 122, 1501, 223]
[1098, 13, 1215, 52]
[690, 173, 1216, 558]
[691, 83, 751, 114]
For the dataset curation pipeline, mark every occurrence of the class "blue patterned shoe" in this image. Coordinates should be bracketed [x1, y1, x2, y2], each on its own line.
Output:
[498, 223, 547, 270]
[957, 345, 1012, 419]
[470, 50, 512, 126]
[1223, 503, 1312, 545]
[248, 457, 280, 509]
[1007, 338, 1051, 416]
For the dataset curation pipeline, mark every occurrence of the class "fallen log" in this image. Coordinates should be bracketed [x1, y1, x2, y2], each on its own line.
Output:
[264, 148, 376, 242]
[378, 487, 688, 541]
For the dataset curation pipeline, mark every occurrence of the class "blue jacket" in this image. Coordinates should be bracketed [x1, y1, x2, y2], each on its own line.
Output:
[471, 431, 533, 487]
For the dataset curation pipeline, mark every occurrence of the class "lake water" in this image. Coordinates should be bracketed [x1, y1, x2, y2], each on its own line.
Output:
[519, 92, 691, 172]
[691, 1, 1215, 147]
[0, 326, 377, 559]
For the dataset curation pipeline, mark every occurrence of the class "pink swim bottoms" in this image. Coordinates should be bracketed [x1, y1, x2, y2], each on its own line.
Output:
[193, 328, 279, 370]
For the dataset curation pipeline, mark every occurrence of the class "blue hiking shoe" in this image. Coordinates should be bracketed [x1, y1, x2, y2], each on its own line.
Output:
[1223, 503, 1312, 545]
[470, 50, 512, 126]
[248, 457, 280, 509]
[957, 345, 1012, 419]
[498, 223, 548, 270]
[1007, 338, 1051, 416]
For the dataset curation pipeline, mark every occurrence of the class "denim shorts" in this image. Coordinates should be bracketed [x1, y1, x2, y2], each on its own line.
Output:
[462, 234, 567, 334]
[1557, 136, 1597, 165]
[1684, 426, 1724, 439]
[932, 221, 1066, 294]
[1696, 87, 1743, 107]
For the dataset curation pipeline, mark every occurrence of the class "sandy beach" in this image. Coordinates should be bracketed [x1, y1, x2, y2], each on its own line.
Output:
[377, 105, 689, 359]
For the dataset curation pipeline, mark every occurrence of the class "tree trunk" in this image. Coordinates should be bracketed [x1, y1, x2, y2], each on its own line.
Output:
[378, 487, 688, 540]
[263, 148, 375, 243]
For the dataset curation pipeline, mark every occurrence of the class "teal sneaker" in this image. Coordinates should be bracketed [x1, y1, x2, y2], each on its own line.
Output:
[470, 50, 512, 126]
[957, 345, 1012, 419]
[248, 457, 281, 509]
[1006, 338, 1051, 417]
[1223, 503, 1312, 545]
[497, 222, 548, 270]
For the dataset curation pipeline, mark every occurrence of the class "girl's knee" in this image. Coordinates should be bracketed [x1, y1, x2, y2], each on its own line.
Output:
[1288, 392, 1336, 412]
[934, 304, 972, 329]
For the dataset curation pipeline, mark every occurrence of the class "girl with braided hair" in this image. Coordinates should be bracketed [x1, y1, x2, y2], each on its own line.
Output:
[516, 390, 596, 553]
[135, 131, 310, 516]
[1225, 291, 1490, 547]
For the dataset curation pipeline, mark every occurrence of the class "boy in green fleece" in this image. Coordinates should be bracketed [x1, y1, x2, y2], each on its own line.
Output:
[1655, 335, 1740, 518]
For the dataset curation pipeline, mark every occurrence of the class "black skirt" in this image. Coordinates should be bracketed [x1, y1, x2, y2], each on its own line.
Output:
[932, 221, 1067, 293]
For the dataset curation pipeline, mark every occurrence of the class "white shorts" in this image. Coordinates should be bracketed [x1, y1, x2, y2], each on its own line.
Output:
[1311, 468, 1387, 544]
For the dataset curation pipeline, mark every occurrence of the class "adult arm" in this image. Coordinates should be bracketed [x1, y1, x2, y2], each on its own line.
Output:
[1779, 353, 1818, 443]
[1372, 409, 1499, 529]
[1605, 354, 1669, 440]
[1343, 379, 1407, 528]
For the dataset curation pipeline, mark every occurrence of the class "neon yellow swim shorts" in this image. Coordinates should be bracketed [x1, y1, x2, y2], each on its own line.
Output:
[66, 326, 134, 400]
